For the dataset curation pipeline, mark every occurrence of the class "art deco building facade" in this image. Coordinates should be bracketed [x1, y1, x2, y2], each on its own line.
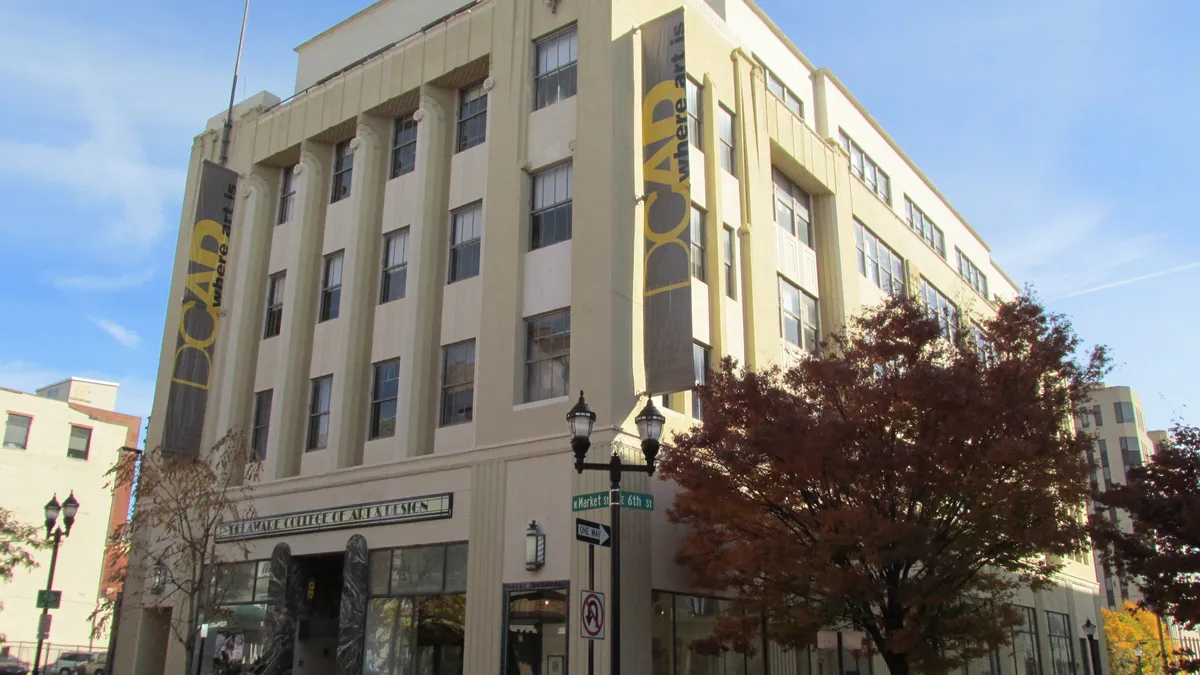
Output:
[114, 0, 1109, 673]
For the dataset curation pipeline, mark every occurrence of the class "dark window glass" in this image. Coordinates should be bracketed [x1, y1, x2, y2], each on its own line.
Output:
[264, 272, 286, 338]
[723, 225, 736, 299]
[380, 229, 409, 303]
[251, 390, 272, 459]
[1012, 605, 1042, 675]
[391, 113, 419, 178]
[840, 128, 891, 205]
[779, 278, 819, 354]
[920, 278, 959, 341]
[1046, 611, 1076, 675]
[956, 248, 989, 297]
[530, 163, 573, 250]
[319, 251, 344, 322]
[440, 342, 475, 426]
[525, 310, 571, 402]
[307, 376, 332, 450]
[773, 168, 813, 248]
[686, 78, 702, 149]
[331, 139, 354, 203]
[690, 206, 706, 281]
[504, 587, 568, 675]
[448, 204, 482, 283]
[692, 343, 711, 420]
[67, 425, 91, 460]
[718, 106, 736, 175]
[854, 220, 906, 296]
[278, 167, 296, 225]
[904, 196, 946, 258]
[371, 360, 401, 439]
[534, 26, 578, 109]
[3, 414, 31, 449]
[765, 68, 804, 118]
[456, 83, 488, 152]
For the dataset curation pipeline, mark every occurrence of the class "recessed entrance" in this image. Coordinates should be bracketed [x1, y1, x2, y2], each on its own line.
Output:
[293, 553, 344, 675]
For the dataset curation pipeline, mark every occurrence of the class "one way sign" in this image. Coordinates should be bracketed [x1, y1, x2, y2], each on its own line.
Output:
[575, 517, 611, 547]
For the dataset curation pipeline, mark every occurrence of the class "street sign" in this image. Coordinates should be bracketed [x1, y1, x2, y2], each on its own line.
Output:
[36, 590, 61, 609]
[580, 590, 605, 640]
[571, 491, 655, 512]
[37, 613, 52, 640]
[575, 518, 612, 547]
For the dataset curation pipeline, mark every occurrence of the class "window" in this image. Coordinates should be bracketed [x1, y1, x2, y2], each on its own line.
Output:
[3, 414, 31, 449]
[530, 163, 573, 249]
[956, 248, 989, 297]
[1081, 410, 1092, 428]
[440, 341, 476, 426]
[779, 277, 819, 354]
[278, 167, 296, 225]
[854, 220, 905, 296]
[1100, 439, 1112, 488]
[251, 390, 272, 459]
[920, 278, 959, 341]
[307, 376, 332, 450]
[380, 229, 409, 303]
[319, 251, 344, 322]
[723, 225, 736, 299]
[1114, 401, 1135, 424]
[1046, 611, 1076, 675]
[449, 203, 482, 282]
[717, 106, 736, 175]
[904, 196, 946, 258]
[773, 168, 812, 247]
[1011, 606, 1041, 675]
[1120, 437, 1143, 471]
[67, 425, 91, 460]
[692, 343, 711, 420]
[505, 586, 568, 675]
[534, 26, 578, 109]
[390, 113, 418, 179]
[838, 129, 891, 204]
[1093, 404, 1104, 427]
[371, 360, 401, 439]
[264, 272, 285, 338]
[524, 310, 571, 402]
[651, 591, 766, 675]
[765, 68, 803, 118]
[686, 78, 702, 149]
[456, 82, 488, 152]
[690, 206, 706, 281]
[331, 139, 354, 203]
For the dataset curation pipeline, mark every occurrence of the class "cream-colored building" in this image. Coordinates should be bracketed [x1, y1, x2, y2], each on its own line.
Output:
[0, 378, 139, 658]
[113, 0, 1109, 673]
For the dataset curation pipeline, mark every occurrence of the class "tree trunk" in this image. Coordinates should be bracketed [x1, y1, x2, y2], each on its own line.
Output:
[880, 650, 909, 675]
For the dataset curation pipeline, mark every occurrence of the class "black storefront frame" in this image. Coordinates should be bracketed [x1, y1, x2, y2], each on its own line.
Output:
[652, 589, 770, 675]
[500, 581, 571, 675]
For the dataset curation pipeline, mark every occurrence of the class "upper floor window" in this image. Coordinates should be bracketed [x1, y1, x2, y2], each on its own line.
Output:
[380, 229, 409, 303]
[773, 168, 812, 248]
[717, 106, 736, 175]
[686, 78, 702, 149]
[391, 113, 418, 179]
[67, 425, 91, 460]
[690, 206, 706, 282]
[319, 251, 344, 322]
[692, 342, 711, 420]
[371, 359, 401, 440]
[904, 197, 946, 258]
[854, 220, 905, 296]
[838, 130, 890, 204]
[531, 163, 573, 250]
[263, 272, 286, 339]
[779, 277, 819, 354]
[723, 225, 737, 299]
[457, 83, 488, 152]
[525, 309, 571, 403]
[3, 414, 31, 450]
[1093, 404, 1104, 427]
[765, 68, 803, 118]
[919, 278, 958, 341]
[534, 26, 578, 109]
[956, 248, 989, 298]
[449, 203, 483, 283]
[251, 390, 272, 459]
[307, 376, 333, 450]
[331, 139, 353, 203]
[1114, 401, 1136, 425]
[441, 341, 476, 426]
[1119, 436, 1143, 470]
[278, 167, 296, 225]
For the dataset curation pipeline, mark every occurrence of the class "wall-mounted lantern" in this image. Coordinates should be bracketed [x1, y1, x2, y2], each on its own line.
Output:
[525, 520, 546, 571]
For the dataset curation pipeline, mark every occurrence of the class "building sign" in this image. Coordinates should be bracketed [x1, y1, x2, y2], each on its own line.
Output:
[215, 493, 453, 542]
[162, 160, 240, 457]
[640, 7, 694, 394]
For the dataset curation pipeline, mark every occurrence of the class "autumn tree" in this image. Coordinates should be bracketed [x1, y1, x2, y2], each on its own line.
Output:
[0, 507, 46, 612]
[659, 293, 1108, 675]
[1102, 602, 1174, 675]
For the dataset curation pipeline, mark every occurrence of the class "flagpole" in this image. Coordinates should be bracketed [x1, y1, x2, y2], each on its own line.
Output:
[219, 0, 251, 166]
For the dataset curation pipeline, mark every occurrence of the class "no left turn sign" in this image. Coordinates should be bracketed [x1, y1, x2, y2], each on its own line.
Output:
[580, 590, 605, 640]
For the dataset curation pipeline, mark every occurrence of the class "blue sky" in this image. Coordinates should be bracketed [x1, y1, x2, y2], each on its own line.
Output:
[0, 0, 1195, 433]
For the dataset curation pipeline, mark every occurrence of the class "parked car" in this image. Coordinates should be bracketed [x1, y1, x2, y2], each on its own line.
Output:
[75, 653, 108, 675]
[0, 655, 31, 675]
[50, 652, 100, 675]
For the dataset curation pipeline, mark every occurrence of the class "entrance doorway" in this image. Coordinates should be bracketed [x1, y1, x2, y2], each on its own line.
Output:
[293, 553, 344, 675]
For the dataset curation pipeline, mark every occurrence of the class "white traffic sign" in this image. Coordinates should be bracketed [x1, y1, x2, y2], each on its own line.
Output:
[580, 590, 605, 640]
[575, 517, 611, 547]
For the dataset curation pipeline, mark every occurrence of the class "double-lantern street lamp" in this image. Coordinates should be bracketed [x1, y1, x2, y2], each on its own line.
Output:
[32, 492, 80, 675]
[566, 391, 664, 675]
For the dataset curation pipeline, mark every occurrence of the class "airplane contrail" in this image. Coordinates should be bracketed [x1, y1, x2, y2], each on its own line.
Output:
[1053, 260, 1200, 300]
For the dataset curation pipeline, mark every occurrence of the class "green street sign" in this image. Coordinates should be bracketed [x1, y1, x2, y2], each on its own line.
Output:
[36, 590, 61, 609]
[571, 491, 655, 512]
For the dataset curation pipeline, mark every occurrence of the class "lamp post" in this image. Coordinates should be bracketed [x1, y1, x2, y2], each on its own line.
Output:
[1134, 644, 1144, 675]
[32, 492, 79, 675]
[1083, 619, 1102, 675]
[567, 391, 664, 675]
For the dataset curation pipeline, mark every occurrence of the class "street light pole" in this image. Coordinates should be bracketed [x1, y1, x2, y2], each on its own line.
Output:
[567, 392, 665, 675]
[1083, 619, 1102, 675]
[32, 492, 79, 675]
[1134, 644, 1144, 675]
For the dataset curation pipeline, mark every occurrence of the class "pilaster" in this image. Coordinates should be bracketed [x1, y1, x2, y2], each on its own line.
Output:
[700, 73, 726, 361]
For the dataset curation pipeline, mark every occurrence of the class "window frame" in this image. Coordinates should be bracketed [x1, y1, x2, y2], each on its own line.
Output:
[524, 309, 572, 403]
[773, 168, 813, 248]
[533, 25, 579, 110]
[319, 250, 344, 322]
[390, 113, 419, 179]
[904, 196, 947, 258]
[448, 202, 483, 283]
[277, 166, 296, 225]
[370, 359, 401, 440]
[723, 224, 737, 299]
[440, 341, 477, 426]
[251, 390, 272, 459]
[686, 77, 702, 150]
[330, 139, 354, 203]
[67, 424, 92, 460]
[838, 129, 891, 204]
[530, 162, 573, 250]
[764, 67, 804, 119]
[854, 220, 906, 296]
[955, 248, 989, 298]
[307, 375, 333, 451]
[264, 272, 286, 339]
[690, 205, 706, 282]
[919, 277, 959, 341]
[778, 277, 819, 354]
[717, 105, 736, 175]
[3, 413, 32, 450]
[380, 228, 410, 304]
[692, 342, 711, 420]
[456, 82, 489, 152]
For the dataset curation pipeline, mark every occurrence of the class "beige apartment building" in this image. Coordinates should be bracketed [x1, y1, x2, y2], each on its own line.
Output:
[0, 378, 139, 661]
[114, 0, 1109, 673]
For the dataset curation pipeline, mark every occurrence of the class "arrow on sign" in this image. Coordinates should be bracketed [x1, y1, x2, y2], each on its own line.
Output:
[575, 517, 611, 547]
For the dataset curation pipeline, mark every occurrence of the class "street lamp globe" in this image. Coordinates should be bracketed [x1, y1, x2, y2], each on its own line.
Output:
[1134, 645, 1144, 658]
[61, 492, 80, 534]
[1082, 618, 1096, 638]
[44, 495, 61, 533]
[635, 398, 665, 474]
[566, 391, 597, 467]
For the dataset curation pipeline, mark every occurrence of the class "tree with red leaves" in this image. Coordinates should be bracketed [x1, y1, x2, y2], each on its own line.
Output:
[658, 293, 1108, 675]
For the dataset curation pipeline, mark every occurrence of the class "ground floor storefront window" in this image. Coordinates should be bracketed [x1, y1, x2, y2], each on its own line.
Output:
[200, 561, 272, 675]
[652, 590, 765, 675]
[503, 584, 568, 675]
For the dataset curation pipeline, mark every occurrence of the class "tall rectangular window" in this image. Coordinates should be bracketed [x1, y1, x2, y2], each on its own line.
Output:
[251, 390, 272, 459]
[765, 68, 804, 118]
[956, 248, 989, 298]
[686, 78, 702, 149]
[773, 168, 812, 247]
[838, 129, 891, 204]
[1114, 401, 1135, 424]
[690, 206, 706, 281]
[370, 359, 401, 440]
[3, 414, 31, 449]
[1046, 612, 1076, 675]
[919, 278, 959, 341]
[263, 272, 286, 339]
[534, 26, 578, 109]
[319, 251, 344, 322]
[278, 167, 296, 225]
[779, 277, 819, 354]
[1012, 606, 1042, 675]
[524, 310, 571, 402]
[723, 225, 736, 299]
[904, 196, 947, 258]
[449, 203, 482, 282]
[456, 82, 488, 152]
[854, 220, 905, 296]
[441, 341, 476, 426]
[67, 425, 91, 460]
[531, 163, 573, 250]
[331, 139, 354, 203]
[380, 229, 409, 303]
[717, 106, 736, 175]
[307, 376, 333, 450]
[390, 113, 418, 179]
[692, 343, 711, 420]
[1120, 436, 1143, 470]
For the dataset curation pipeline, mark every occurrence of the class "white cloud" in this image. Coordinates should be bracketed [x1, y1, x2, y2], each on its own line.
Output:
[52, 269, 154, 293]
[93, 318, 142, 350]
